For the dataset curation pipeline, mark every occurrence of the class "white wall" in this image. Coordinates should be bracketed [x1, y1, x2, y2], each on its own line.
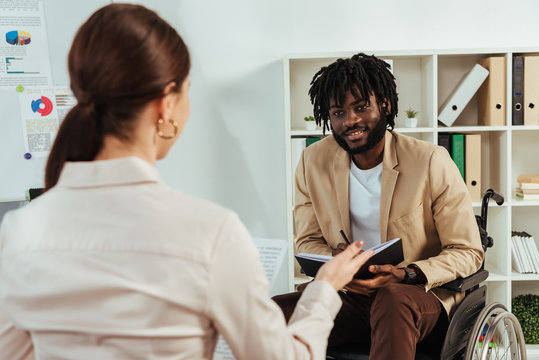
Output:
[43, 0, 539, 293]
[115, 0, 539, 236]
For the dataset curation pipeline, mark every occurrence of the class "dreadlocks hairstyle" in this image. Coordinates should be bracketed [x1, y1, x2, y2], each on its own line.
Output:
[308, 53, 398, 133]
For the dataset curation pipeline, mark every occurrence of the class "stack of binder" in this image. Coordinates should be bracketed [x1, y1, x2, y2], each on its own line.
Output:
[516, 174, 539, 200]
[511, 231, 539, 274]
[438, 133, 481, 202]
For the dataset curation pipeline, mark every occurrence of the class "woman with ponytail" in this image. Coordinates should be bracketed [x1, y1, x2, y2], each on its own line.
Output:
[0, 4, 372, 360]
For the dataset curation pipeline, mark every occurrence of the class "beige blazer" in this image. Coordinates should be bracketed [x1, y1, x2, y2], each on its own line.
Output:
[294, 131, 484, 316]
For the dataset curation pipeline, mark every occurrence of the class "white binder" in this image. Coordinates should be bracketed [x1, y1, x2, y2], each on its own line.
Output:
[438, 64, 489, 127]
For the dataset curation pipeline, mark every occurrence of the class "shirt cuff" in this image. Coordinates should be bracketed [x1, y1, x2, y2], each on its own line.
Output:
[296, 279, 342, 319]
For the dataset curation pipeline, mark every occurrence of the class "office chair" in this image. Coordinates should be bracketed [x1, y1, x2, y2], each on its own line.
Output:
[326, 189, 527, 360]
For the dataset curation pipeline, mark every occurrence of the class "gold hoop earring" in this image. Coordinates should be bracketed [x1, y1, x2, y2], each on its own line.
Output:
[157, 118, 178, 139]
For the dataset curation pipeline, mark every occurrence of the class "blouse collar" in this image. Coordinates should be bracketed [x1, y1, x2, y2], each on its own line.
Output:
[57, 156, 162, 188]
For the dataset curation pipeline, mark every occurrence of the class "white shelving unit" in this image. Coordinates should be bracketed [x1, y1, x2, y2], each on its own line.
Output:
[283, 48, 539, 357]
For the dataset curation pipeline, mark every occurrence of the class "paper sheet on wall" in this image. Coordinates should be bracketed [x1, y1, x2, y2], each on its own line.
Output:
[54, 85, 76, 122]
[213, 237, 288, 360]
[255, 237, 288, 289]
[18, 86, 58, 157]
[0, 0, 52, 88]
[17, 86, 76, 158]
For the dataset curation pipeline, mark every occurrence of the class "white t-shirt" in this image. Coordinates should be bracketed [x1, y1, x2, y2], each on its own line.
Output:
[349, 160, 382, 250]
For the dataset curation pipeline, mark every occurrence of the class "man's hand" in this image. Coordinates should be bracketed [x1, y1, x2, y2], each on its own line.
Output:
[344, 264, 406, 296]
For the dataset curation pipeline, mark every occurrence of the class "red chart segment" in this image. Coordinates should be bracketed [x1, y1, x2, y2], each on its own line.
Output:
[31, 96, 53, 116]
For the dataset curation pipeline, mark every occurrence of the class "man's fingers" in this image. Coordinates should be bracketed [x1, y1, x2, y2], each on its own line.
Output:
[369, 264, 393, 273]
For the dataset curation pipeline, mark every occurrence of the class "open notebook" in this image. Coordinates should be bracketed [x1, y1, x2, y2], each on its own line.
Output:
[296, 237, 404, 279]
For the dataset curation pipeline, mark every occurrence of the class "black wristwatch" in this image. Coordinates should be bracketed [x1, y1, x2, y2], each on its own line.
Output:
[401, 266, 418, 285]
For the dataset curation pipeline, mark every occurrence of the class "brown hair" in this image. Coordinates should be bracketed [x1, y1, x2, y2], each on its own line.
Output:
[45, 3, 190, 189]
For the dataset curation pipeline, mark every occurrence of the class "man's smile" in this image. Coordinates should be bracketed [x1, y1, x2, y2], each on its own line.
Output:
[344, 127, 368, 141]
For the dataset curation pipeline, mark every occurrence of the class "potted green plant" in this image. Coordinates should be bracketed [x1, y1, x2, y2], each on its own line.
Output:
[512, 294, 539, 344]
[405, 108, 419, 128]
[303, 116, 317, 131]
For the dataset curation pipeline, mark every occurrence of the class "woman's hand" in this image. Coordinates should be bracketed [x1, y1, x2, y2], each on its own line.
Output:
[315, 241, 374, 291]
[331, 243, 349, 256]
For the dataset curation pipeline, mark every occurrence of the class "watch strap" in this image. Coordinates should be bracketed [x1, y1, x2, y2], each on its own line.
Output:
[401, 266, 418, 285]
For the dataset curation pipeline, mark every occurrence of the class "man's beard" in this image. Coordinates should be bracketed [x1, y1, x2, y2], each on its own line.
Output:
[332, 113, 388, 155]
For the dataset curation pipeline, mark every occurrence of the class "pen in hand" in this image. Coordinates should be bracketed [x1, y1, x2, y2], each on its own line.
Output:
[339, 229, 351, 245]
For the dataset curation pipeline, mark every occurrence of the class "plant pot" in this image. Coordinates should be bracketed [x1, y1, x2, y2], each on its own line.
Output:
[405, 117, 418, 128]
[304, 122, 317, 131]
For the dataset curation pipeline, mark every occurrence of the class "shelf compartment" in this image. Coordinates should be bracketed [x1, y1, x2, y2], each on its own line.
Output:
[438, 130, 507, 203]
[390, 55, 435, 129]
[512, 131, 539, 194]
[512, 207, 539, 246]
[437, 53, 507, 127]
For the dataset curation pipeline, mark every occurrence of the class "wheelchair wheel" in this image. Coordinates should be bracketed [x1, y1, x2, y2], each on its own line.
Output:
[464, 302, 527, 360]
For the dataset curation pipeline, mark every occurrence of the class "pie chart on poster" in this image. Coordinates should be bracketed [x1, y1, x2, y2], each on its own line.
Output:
[31, 96, 53, 116]
[5, 30, 31, 45]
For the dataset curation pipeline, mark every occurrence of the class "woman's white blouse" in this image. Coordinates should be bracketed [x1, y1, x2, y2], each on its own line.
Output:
[0, 157, 341, 360]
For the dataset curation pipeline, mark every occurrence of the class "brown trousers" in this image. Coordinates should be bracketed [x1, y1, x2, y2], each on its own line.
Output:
[272, 283, 448, 360]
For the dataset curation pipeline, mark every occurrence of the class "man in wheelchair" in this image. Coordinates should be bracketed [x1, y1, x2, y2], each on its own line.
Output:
[273, 53, 484, 359]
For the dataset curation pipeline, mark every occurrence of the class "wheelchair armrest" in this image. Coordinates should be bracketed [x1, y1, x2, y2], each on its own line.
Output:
[440, 269, 489, 292]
